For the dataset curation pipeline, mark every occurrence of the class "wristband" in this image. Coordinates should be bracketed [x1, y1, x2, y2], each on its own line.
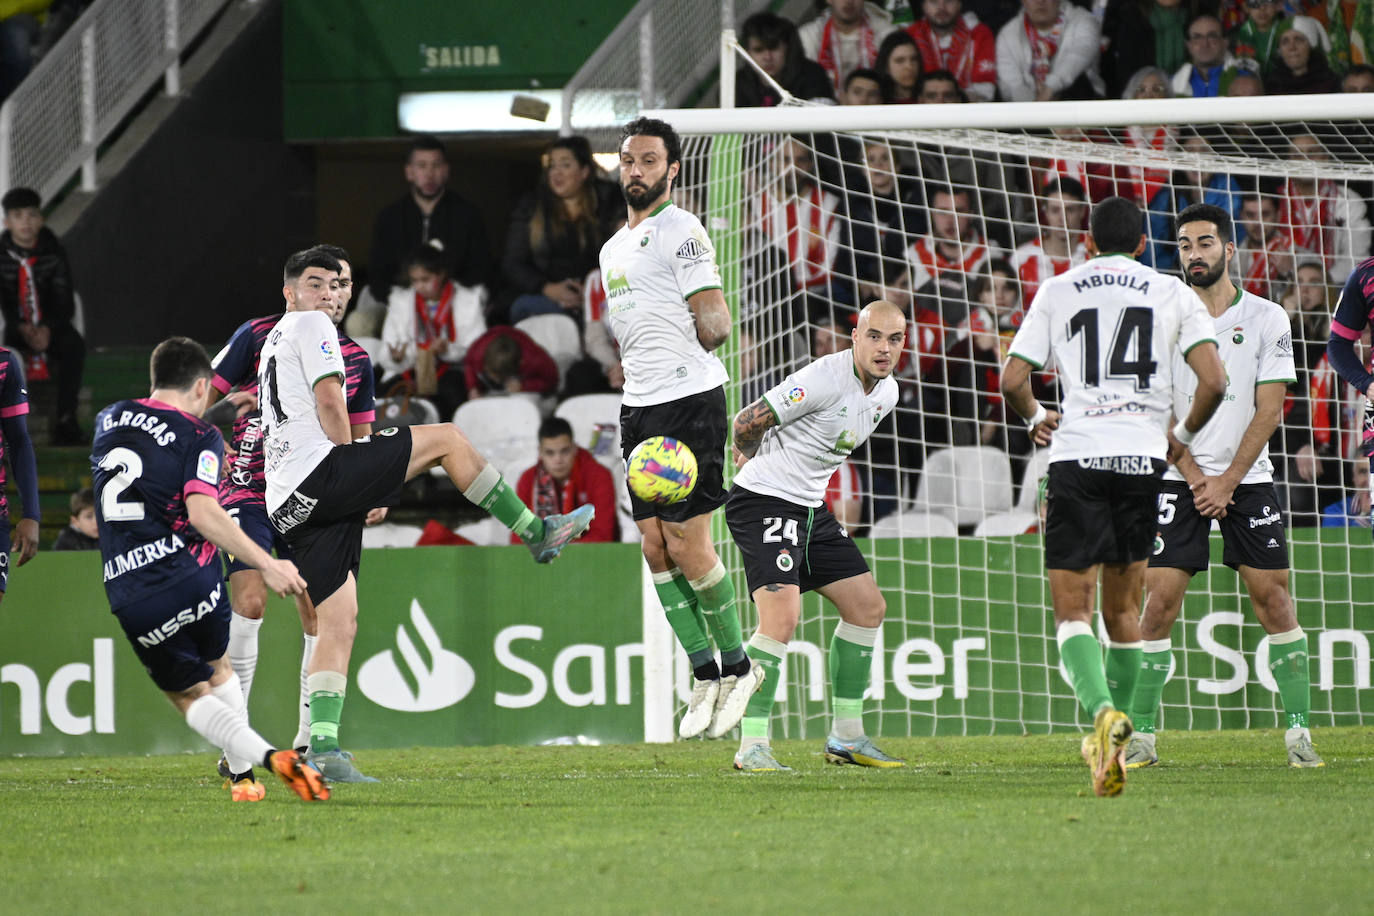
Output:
[1026, 403, 1047, 430]
[1172, 420, 1195, 445]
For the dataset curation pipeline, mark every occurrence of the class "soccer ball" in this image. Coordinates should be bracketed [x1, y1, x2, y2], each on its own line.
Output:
[626, 436, 698, 505]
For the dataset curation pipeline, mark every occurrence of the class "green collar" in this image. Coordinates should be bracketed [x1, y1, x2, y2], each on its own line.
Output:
[1092, 251, 1136, 260]
[647, 199, 672, 217]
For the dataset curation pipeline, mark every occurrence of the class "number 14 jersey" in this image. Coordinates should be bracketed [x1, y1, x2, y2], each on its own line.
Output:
[1008, 254, 1216, 462]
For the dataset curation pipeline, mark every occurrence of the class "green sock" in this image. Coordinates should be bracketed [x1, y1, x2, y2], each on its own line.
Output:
[830, 622, 877, 739]
[1105, 642, 1142, 715]
[652, 570, 713, 669]
[744, 635, 785, 722]
[1132, 641, 1173, 733]
[1268, 630, 1311, 730]
[690, 563, 745, 669]
[465, 465, 542, 542]
[306, 671, 347, 754]
[1058, 625, 1113, 717]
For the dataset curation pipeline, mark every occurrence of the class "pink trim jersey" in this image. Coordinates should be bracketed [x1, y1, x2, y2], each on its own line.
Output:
[0, 348, 29, 518]
[92, 398, 223, 611]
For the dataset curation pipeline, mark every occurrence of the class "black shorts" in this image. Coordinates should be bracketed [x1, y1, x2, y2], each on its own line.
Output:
[725, 487, 870, 597]
[114, 564, 230, 692]
[271, 426, 411, 605]
[1150, 479, 1289, 572]
[223, 499, 293, 576]
[621, 387, 728, 524]
[1044, 457, 1166, 569]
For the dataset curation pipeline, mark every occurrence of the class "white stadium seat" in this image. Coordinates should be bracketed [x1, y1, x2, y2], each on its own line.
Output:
[914, 446, 1014, 528]
[973, 511, 1039, 536]
[867, 510, 958, 538]
[449, 396, 541, 480]
[361, 523, 423, 548]
[515, 313, 582, 387]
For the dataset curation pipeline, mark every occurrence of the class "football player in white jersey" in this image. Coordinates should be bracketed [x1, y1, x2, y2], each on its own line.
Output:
[601, 117, 763, 740]
[726, 301, 907, 772]
[1126, 203, 1322, 769]
[260, 248, 593, 783]
[1000, 197, 1227, 797]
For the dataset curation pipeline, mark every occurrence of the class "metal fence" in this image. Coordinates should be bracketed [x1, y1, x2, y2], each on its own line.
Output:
[559, 0, 773, 150]
[0, 0, 237, 203]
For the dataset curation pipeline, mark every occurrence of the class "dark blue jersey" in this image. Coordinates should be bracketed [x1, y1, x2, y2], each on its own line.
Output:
[92, 398, 224, 611]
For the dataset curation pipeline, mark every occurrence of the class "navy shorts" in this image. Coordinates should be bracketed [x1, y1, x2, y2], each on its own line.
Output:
[271, 426, 411, 605]
[114, 564, 230, 692]
[1150, 479, 1289, 572]
[725, 487, 870, 597]
[1044, 457, 1166, 569]
[620, 387, 728, 524]
[222, 497, 292, 576]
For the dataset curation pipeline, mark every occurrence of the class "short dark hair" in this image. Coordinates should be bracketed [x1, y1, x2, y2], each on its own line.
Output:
[538, 416, 574, 441]
[1088, 196, 1143, 254]
[70, 486, 94, 516]
[282, 247, 341, 284]
[619, 116, 682, 167]
[402, 241, 448, 277]
[1043, 176, 1087, 202]
[149, 336, 213, 392]
[312, 243, 352, 267]
[1346, 62, 1374, 82]
[741, 11, 791, 49]
[483, 334, 521, 380]
[1176, 202, 1233, 245]
[917, 68, 963, 99]
[406, 134, 447, 163]
[844, 67, 883, 91]
[2, 187, 39, 212]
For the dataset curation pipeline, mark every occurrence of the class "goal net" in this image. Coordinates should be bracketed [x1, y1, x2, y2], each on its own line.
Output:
[653, 92, 1374, 738]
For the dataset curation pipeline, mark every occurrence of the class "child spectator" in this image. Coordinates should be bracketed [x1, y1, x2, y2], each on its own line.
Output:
[464, 326, 559, 400]
[53, 486, 98, 551]
[511, 417, 616, 544]
[1229, 0, 1287, 77]
[736, 11, 835, 106]
[1321, 460, 1371, 527]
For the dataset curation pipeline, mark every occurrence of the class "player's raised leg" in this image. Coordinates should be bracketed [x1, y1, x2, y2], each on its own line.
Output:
[405, 422, 593, 562]
[817, 573, 903, 768]
[1241, 565, 1323, 767]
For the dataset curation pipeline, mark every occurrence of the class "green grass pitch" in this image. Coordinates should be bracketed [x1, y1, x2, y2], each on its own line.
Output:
[3, 728, 1370, 914]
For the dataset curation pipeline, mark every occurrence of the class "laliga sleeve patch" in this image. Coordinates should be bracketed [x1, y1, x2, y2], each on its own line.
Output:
[197, 450, 220, 485]
[320, 338, 336, 358]
[783, 386, 806, 406]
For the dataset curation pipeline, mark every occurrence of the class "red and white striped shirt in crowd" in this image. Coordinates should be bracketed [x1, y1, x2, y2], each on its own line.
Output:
[905, 13, 997, 101]
[1120, 125, 1175, 208]
[1278, 178, 1371, 281]
[824, 461, 862, 518]
[906, 233, 991, 298]
[1235, 232, 1306, 300]
[1011, 237, 1087, 305]
[754, 185, 841, 291]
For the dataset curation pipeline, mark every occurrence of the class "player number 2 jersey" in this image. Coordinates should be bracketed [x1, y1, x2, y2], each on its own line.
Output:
[734, 351, 898, 507]
[1164, 289, 1295, 483]
[259, 309, 347, 512]
[599, 201, 729, 407]
[1008, 255, 1216, 462]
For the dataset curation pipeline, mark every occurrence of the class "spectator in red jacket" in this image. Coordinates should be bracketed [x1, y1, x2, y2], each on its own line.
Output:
[464, 325, 559, 398]
[511, 417, 617, 544]
[906, 0, 998, 101]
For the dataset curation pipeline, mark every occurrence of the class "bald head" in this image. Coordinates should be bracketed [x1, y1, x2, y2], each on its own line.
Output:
[856, 299, 905, 331]
[852, 300, 907, 389]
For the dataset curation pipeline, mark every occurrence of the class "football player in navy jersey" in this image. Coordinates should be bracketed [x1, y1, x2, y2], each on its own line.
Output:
[92, 337, 327, 802]
[1327, 254, 1374, 525]
[0, 341, 40, 601]
[207, 244, 378, 758]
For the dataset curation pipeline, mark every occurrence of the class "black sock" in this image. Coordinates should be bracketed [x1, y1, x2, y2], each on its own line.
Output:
[722, 657, 752, 678]
[692, 660, 721, 681]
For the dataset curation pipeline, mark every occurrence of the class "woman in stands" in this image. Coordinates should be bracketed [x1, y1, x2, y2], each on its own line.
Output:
[876, 31, 923, 103]
[502, 135, 621, 324]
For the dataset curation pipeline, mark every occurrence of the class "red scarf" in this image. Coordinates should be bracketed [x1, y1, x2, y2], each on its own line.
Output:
[912, 19, 974, 85]
[910, 234, 990, 278]
[1024, 13, 1064, 86]
[1282, 179, 1337, 265]
[1310, 353, 1335, 449]
[1124, 126, 1172, 207]
[10, 251, 47, 380]
[532, 450, 587, 518]
[816, 14, 879, 89]
[1240, 233, 1294, 299]
[414, 281, 454, 350]
[760, 187, 832, 289]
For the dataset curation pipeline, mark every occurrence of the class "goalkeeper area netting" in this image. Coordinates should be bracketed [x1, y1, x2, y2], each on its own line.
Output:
[650, 93, 1374, 737]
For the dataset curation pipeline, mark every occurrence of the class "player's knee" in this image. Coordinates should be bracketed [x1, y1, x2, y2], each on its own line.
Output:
[232, 592, 267, 620]
[641, 537, 669, 570]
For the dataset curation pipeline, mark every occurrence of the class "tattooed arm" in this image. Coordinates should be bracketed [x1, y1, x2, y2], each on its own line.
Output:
[733, 397, 778, 465]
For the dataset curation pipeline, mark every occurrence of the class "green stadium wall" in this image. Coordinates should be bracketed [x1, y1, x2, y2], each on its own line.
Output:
[2, 532, 1371, 756]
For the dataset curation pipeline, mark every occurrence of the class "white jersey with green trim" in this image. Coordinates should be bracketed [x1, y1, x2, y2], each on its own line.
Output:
[1163, 289, 1295, 483]
[259, 308, 346, 512]
[734, 351, 897, 508]
[1008, 254, 1216, 462]
[599, 201, 729, 407]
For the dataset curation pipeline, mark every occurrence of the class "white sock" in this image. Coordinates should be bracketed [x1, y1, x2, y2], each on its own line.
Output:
[185, 694, 272, 772]
[210, 674, 254, 775]
[293, 634, 318, 750]
[227, 613, 264, 705]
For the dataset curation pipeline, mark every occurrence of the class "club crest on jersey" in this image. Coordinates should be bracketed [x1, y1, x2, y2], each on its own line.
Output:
[784, 386, 806, 405]
[1231, 326, 1244, 345]
[196, 450, 219, 485]
[1153, 535, 1164, 556]
[640, 233, 651, 247]
[776, 549, 794, 572]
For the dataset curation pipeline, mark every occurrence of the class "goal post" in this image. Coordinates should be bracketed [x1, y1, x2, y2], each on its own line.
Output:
[642, 93, 1374, 737]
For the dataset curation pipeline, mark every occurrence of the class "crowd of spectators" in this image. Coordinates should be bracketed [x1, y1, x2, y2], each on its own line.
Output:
[348, 0, 1374, 538]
